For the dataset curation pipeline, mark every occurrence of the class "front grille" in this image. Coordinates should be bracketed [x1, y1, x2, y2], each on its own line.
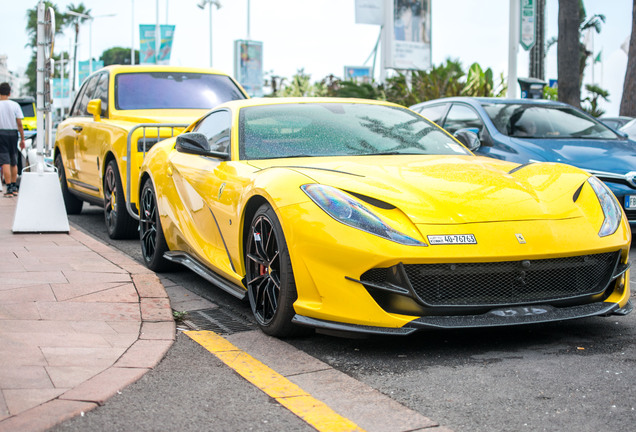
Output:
[624, 209, 636, 221]
[361, 252, 620, 307]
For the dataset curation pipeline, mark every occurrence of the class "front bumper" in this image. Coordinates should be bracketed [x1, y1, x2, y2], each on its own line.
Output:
[293, 300, 633, 335]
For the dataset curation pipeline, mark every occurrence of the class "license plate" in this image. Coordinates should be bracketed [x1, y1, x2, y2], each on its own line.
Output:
[427, 234, 477, 245]
[625, 195, 636, 209]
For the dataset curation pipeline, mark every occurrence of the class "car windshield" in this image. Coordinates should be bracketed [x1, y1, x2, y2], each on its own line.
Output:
[482, 103, 619, 139]
[18, 103, 35, 117]
[115, 72, 246, 110]
[621, 119, 636, 139]
[239, 103, 471, 160]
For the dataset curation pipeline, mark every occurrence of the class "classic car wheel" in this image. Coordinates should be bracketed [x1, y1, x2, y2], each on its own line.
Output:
[103, 160, 138, 239]
[54, 153, 83, 214]
[245, 204, 306, 337]
[140, 178, 174, 272]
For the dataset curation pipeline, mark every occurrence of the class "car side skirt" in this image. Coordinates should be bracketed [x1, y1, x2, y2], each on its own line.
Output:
[292, 300, 632, 335]
[163, 251, 246, 300]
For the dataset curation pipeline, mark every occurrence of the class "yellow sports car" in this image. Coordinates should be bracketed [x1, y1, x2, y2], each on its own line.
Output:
[139, 98, 632, 337]
[54, 65, 247, 239]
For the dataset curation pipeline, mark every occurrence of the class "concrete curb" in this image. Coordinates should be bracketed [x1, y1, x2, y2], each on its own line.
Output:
[0, 222, 175, 432]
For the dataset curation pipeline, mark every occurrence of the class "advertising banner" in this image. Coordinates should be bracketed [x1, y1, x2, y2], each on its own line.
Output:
[158, 25, 176, 64]
[387, 0, 431, 70]
[355, 0, 384, 25]
[234, 40, 263, 97]
[52, 78, 70, 98]
[78, 60, 104, 85]
[344, 66, 372, 83]
[140, 24, 176, 65]
[520, 0, 536, 51]
[140, 24, 158, 64]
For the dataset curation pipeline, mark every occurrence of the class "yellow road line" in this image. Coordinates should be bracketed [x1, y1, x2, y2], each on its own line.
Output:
[185, 330, 364, 432]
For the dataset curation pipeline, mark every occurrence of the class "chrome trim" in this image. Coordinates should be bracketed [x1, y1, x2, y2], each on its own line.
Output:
[68, 179, 99, 192]
[587, 169, 636, 188]
[125, 123, 188, 221]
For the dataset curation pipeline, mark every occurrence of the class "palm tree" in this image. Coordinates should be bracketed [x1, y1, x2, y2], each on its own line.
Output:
[66, 3, 92, 92]
[25, 2, 69, 95]
[557, 0, 581, 107]
[620, 0, 636, 116]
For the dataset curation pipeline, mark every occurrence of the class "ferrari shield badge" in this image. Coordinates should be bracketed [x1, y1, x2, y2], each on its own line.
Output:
[515, 233, 526, 244]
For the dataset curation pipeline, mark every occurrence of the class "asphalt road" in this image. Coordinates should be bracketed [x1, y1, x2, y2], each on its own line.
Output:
[60, 204, 636, 432]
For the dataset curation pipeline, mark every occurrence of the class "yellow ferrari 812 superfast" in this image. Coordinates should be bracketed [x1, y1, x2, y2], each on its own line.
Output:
[138, 98, 632, 337]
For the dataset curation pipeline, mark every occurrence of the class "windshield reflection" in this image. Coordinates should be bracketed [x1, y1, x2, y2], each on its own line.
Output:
[482, 103, 619, 140]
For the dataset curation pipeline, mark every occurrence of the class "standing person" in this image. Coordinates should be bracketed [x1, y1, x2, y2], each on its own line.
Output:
[0, 82, 25, 197]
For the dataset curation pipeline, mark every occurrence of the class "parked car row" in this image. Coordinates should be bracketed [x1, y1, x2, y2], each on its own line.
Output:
[410, 97, 636, 228]
[53, 66, 633, 338]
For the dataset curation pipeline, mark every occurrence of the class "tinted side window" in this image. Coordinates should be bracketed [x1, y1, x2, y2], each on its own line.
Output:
[443, 104, 484, 134]
[91, 73, 109, 117]
[74, 75, 100, 117]
[70, 80, 89, 117]
[193, 110, 231, 153]
[417, 104, 449, 124]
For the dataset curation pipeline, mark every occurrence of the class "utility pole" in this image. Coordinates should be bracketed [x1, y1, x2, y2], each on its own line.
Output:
[529, 0, 545, 79]
[507, 0, 520, 98]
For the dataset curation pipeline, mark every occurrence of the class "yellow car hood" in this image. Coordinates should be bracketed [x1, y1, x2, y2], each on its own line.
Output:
[250, 155, 590, 225]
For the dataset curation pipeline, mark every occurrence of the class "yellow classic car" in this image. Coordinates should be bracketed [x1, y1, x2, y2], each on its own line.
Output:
[54, 65, 247, 238]
[138, 98, 632, 337]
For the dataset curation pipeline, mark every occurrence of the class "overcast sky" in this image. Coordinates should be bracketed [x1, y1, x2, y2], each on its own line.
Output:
[1, 0, 632, 115]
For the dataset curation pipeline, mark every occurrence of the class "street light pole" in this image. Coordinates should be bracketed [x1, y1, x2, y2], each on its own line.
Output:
[197, 0, 222, 67]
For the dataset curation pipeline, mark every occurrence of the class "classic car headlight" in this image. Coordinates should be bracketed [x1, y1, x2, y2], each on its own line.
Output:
[301, 184, 426, 246]
[587, 176, 622, 237]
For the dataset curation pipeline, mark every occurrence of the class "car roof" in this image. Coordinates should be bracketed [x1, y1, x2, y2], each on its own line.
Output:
[217, 97, 405, 111]
[98, 64, 231, 75]
[411, 97, 572, 110]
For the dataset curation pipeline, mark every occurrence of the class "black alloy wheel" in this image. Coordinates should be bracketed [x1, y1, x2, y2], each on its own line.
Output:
[54, 153, 83, 214]
[245, 204, 307, 337]
[139, 178, 173, 272]
[103, 160, 137, 239]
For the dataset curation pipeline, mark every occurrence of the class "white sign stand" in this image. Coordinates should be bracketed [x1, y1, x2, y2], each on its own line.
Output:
[13, 1, 69, 233]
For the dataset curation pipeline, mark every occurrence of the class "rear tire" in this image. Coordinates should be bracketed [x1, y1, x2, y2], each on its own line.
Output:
[103, 159, 137, 239]
[54, 153, 83, 215]
[245, 204, 309, 338]
[140, 178, 175, 272]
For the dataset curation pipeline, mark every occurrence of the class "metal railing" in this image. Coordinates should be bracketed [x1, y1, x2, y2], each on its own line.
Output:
[125, 123, 188, 220]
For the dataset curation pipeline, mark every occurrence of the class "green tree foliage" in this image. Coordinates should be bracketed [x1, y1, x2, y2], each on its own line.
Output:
[272, 59, 505, 107]
[25, 2, 70, 95]
[66, 3, 92, 91]
[101, 47, 140, 66]
[278, 69, 324, 97]
[461, 63, 506, 97]
[582, 84, 609, 117]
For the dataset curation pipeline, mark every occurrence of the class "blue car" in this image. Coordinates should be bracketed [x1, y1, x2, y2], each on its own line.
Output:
[410, 97, 636, 226]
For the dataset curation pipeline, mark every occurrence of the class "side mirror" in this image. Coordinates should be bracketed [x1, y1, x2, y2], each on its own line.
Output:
[453, 128, 481, 152]
[176, 132, 229, 159]
[87, 99, 101, 121]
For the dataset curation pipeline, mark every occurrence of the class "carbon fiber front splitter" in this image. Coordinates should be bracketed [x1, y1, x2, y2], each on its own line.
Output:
[292, 300, 633, 336]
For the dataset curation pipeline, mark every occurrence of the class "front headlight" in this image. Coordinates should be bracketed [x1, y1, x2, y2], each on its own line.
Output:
[301, 184, 426, 246]
[587, 176, 622, 237]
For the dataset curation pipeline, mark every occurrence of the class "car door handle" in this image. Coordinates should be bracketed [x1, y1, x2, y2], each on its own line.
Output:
[72, 126, 83, 132]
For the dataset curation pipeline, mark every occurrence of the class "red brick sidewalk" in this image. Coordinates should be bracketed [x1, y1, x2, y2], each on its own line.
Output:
[0, 195, 175, 432]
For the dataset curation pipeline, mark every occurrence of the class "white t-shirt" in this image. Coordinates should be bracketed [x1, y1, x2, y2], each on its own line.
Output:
[0, 100, 24, 130]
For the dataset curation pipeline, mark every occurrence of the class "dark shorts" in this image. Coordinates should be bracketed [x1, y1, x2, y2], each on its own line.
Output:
[0, 130, 18, 166]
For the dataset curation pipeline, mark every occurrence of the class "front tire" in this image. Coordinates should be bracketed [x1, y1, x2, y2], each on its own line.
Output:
[140, 178, 174, 272]
[55, 153, 83, 215]
[245, 204, 307, 337]
[104, 159, 137, 239]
